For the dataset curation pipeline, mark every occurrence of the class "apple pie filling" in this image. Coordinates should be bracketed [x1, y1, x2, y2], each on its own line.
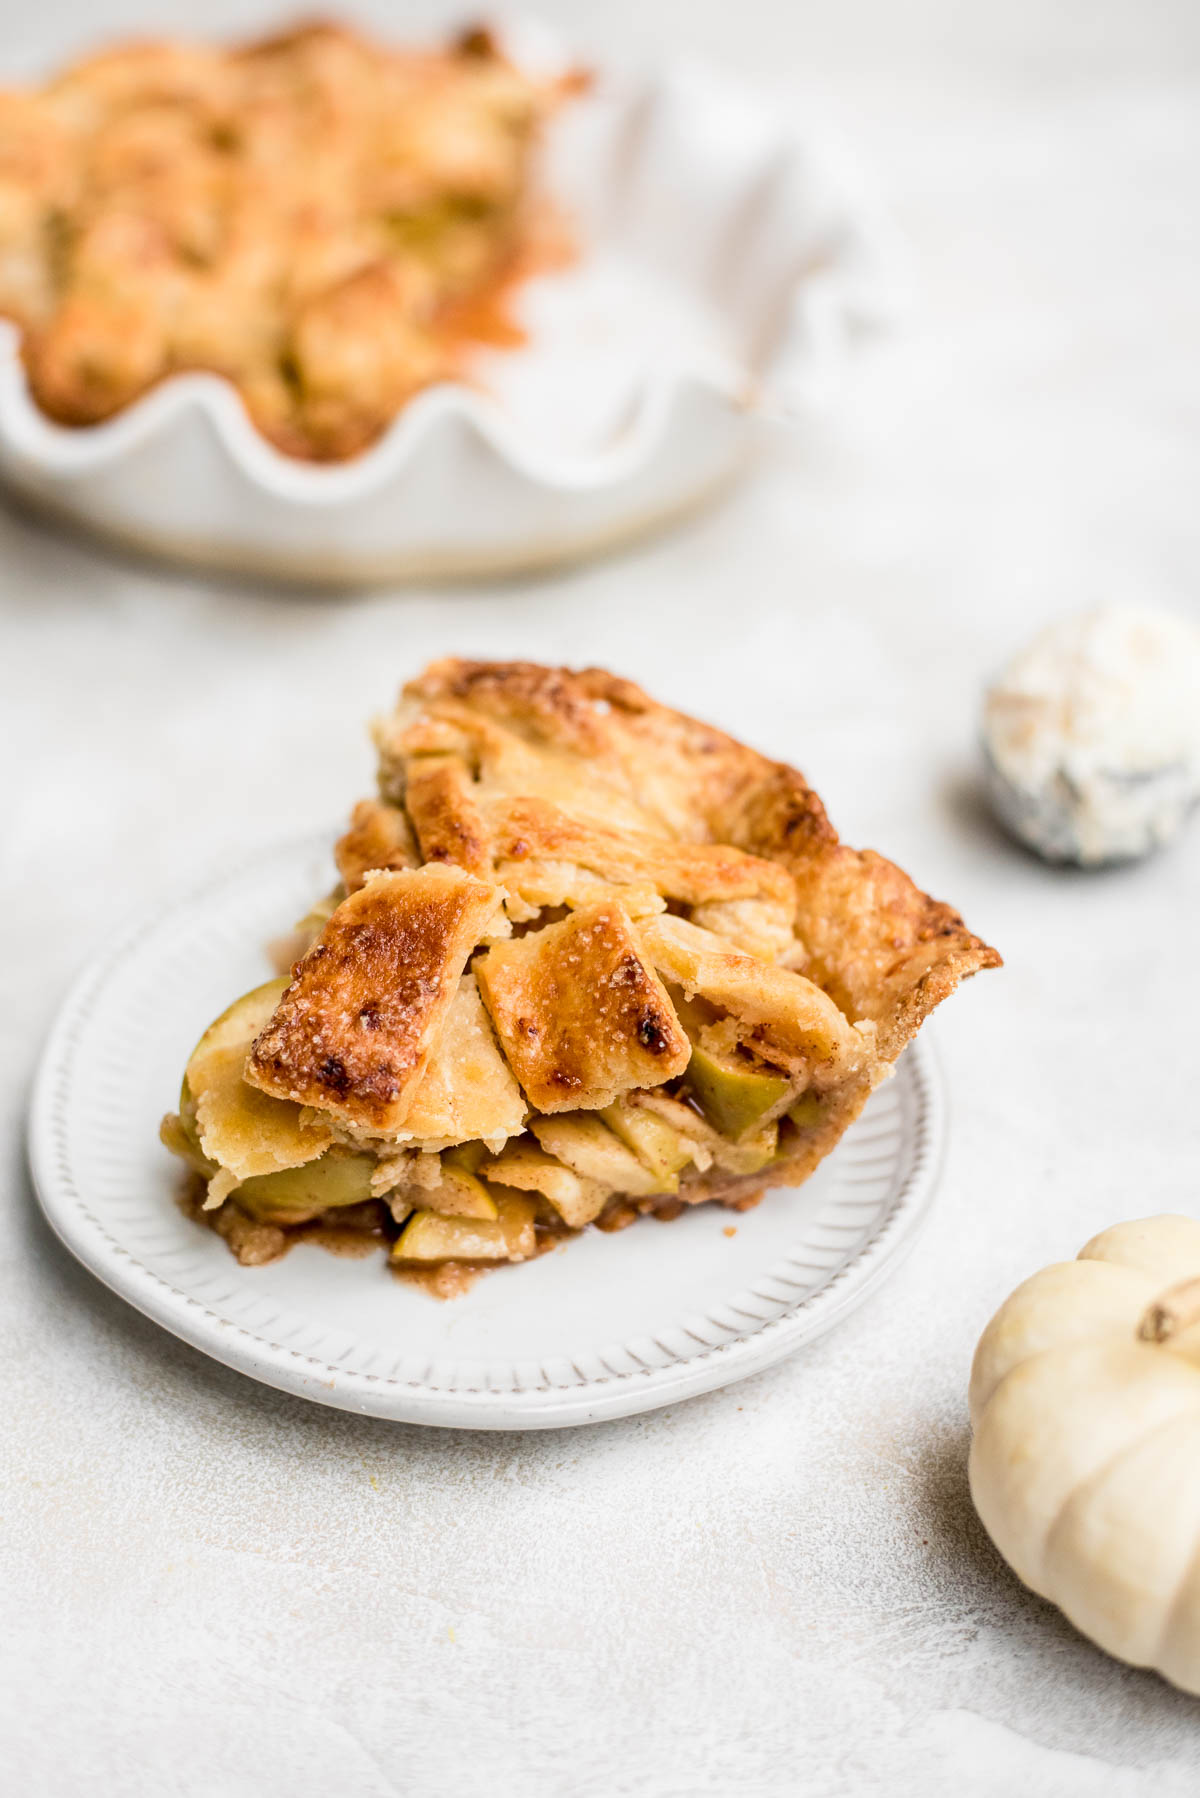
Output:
[161, 661, 1000, 1285]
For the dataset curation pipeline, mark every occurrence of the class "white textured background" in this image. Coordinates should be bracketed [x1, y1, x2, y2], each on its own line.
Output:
[4, 1, 1200, 1792]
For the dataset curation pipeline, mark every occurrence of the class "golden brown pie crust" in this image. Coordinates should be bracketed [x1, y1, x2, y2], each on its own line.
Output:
[475, 901, 692, 1114]
[165, 659, 1001, 1279]
[375, 659, 1001, 1192]
[245, 865, 503, 1132]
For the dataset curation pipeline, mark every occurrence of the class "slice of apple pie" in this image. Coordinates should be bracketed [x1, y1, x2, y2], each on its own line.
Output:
[162, 661, 1000, 1289]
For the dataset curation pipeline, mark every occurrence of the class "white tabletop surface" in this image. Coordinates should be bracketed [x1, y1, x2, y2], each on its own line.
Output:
[4, 1, 1200, 1792]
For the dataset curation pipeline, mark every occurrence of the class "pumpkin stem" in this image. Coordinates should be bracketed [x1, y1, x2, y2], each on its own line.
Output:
[1138, 1276, 1200, 1342]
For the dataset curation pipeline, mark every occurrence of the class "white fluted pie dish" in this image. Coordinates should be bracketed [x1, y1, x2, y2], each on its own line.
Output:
[0, 41, 898, 584]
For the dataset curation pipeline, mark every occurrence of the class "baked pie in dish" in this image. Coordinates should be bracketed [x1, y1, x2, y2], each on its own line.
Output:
[161, 661, 1000, 1292]
[0, 22, 573, 459]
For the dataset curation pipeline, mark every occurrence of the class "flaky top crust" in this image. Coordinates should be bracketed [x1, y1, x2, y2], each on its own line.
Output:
[475, 902, 691, 1114]
[245, 865, 502, 1133]
[388, 659, 1001, 1065]
[232, 662, 998, 1191]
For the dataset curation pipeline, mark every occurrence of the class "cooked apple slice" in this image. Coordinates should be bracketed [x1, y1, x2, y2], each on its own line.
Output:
[185, 979, 332, 1201]
[235, 1153, 377, 1223]
[160, 1096, 215, 1177]
[683, 1044, 792, 1142]
[393, 1195, 536, 1263]
[443, 1140, 486, 1176]
[714, 1122, 780, 1175]
[601, 1097, 695, 1185]
[165, 1060, 219, 1175]
[393, 1210, 509, 1263]
[787, 1090, 825, 1130]
[495, 1195, 537, 1259]
[530, 1114, 671, 1196]
[424, 1164, 499, 1221]
[480, 1138, 606, 1228]
[635, 1091, 780, 1176]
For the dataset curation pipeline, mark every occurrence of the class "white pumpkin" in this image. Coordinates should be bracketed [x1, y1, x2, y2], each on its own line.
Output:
[969, 1214, 1200, 1693]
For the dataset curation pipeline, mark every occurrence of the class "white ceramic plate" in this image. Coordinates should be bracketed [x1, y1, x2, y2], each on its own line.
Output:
[28, 835, 942, 1429]
[0, 29, 900, 584]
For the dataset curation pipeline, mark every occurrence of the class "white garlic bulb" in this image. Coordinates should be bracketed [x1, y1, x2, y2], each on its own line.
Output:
[982, 604, 1200, 864]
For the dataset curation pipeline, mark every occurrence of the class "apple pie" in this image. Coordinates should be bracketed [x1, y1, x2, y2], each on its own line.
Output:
[0, 22, 574, 459]
[161, 661, 1000, 1290]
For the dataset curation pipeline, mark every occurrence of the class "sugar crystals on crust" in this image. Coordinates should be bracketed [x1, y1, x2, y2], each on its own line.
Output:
[245, 865, 502, 1133]
[474, 900, 691, 1113]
